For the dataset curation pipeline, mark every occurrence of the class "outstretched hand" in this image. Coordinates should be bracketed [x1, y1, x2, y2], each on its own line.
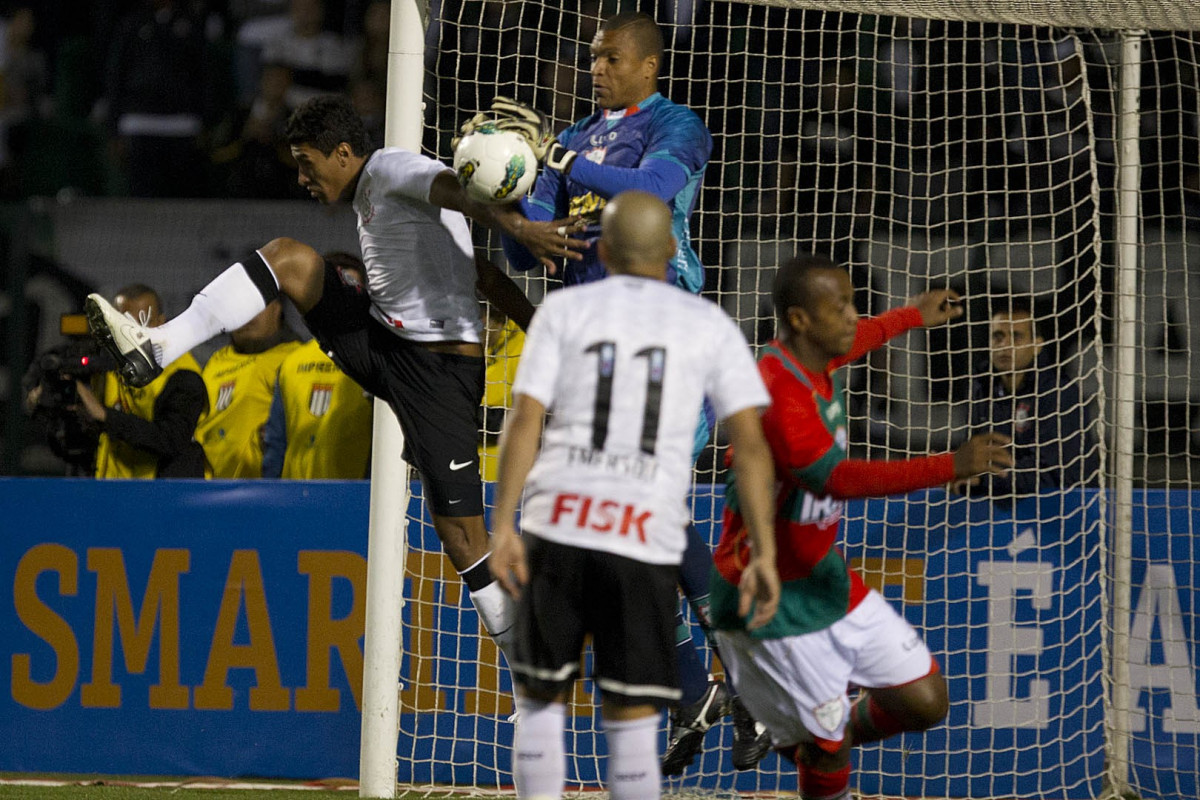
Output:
[953, 432, 1014, 478]
[910, 288, 964, 327]
[492, 206, 588, 273]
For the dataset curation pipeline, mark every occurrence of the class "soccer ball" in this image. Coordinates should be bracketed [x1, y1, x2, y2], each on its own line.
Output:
[453, 123, 537, 205]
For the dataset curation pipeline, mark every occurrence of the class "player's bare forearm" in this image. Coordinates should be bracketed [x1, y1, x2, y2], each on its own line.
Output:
[490, 394, 545, 596]
[724, 407, 780, 628]
[492, 393, 546, 534]
[497, 209, 588, 272]
[475, 255, 535, 331]
[430, 171, 585, 271]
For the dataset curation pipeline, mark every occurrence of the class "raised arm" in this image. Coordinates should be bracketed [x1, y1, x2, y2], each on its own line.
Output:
[428, 171, 587, 272]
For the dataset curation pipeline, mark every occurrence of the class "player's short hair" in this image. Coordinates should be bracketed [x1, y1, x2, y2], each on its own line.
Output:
[115, 283, 163, 314]
[285, 95, 374, 157]
[600, 12, 664, 62]
[773, 252, 842, 323]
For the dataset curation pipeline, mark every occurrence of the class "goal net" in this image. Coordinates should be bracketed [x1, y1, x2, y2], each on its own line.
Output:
[401, 1, 1200, 798]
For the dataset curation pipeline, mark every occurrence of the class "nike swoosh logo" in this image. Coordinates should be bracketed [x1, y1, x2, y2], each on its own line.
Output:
[449, 460, 473, 471]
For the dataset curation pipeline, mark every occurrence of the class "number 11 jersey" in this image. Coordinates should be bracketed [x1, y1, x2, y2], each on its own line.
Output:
[512, 275, 768, 565]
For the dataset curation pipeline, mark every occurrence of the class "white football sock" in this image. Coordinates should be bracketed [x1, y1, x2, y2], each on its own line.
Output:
[154, 260, 277, 366]
[603, 715, 661, 800]
[512, 696, 566, 800]
[468, 579, 515, 661]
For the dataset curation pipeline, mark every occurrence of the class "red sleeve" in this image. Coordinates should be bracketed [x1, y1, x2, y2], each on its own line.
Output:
[823, 453, 956, 499]
[832, 307, 924, 368]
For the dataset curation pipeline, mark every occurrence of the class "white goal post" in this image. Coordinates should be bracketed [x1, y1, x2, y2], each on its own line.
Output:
[363, 1, 1200, 798]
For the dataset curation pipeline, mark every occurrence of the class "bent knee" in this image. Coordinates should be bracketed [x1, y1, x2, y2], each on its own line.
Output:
[908, 677, 949, 730]
[260, 238, 321, 274]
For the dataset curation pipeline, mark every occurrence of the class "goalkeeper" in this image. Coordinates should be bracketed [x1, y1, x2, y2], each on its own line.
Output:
[476, 11, 771, 775]
[710, 254, 1014, 800]
[478, 12, 711, 293]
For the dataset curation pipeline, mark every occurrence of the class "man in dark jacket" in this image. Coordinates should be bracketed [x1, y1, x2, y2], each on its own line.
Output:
[74, 284, 208, 478]
[958, 297, 1099, 497]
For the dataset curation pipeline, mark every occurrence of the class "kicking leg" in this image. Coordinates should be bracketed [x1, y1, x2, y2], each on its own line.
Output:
[86, 238, 324, 385]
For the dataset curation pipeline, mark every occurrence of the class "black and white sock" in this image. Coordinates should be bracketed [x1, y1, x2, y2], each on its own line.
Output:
[460, 554, 515, 659]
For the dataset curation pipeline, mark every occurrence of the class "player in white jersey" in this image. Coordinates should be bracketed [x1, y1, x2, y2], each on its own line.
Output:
[84, 95, 583, 663]
[488, 191, 780, 800]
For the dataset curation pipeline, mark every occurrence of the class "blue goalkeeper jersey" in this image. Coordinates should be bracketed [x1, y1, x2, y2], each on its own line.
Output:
[503, 92, 712, 293]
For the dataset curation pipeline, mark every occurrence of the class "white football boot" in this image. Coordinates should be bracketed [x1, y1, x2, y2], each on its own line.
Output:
[85, 293, 162, 388]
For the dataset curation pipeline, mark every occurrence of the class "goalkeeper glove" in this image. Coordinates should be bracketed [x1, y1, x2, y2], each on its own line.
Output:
[490, 96, 578, 175]
[451, 111, 490, 153]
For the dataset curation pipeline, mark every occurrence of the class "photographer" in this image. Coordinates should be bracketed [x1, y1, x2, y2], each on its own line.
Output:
[34, 285, 209, 478]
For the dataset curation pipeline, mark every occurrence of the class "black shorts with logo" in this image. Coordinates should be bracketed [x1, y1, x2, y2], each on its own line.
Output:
[510, 535, 681, 707]
[302, 260, 485, 517]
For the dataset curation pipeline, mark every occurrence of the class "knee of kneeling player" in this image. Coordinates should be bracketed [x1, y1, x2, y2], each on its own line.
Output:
[908, 680, 950, 731]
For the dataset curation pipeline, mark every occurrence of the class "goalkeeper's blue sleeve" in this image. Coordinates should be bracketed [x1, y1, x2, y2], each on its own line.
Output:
[500, 196, 555, 272]
[568, 156, 690, 205]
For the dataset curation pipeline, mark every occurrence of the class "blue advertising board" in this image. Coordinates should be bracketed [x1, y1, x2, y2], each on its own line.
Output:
[0, 479, 1197, 798]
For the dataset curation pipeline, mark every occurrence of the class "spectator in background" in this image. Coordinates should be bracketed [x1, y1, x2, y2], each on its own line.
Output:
[793, 61, 877, 249]
[349, 74, 385, 149]
[350, 0, 389, 88]
[999, 45, 1113, 223]
[477, 300, 524, 483]
[954, 297, 1100, 498]
[197, 298, 301, 478]
[73, 284, 208, 478]
[0, 3, 48, 163]
[262, 253, 373, 479]
[210, 63, 308, 198]
[260, 0, 355, 109]
[229, 0, 292, 105]
[104, 0, 216, 197]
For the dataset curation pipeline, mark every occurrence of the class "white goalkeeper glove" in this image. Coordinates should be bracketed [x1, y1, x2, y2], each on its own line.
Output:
[490, 96, 578, 175]
[451, 111, 491, 153]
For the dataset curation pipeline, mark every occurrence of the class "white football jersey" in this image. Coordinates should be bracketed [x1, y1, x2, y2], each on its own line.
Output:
[352, 148, 482, 343]
[513, 275, 769, 565]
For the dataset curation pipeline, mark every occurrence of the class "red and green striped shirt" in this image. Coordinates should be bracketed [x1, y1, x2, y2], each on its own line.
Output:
[711, 307, 956, 638]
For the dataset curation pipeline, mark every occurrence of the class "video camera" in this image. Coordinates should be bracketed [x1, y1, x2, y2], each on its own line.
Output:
[24, 314, 118, 470]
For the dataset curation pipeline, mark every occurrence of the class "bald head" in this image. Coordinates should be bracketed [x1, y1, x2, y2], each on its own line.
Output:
[599, 190, 676, 279]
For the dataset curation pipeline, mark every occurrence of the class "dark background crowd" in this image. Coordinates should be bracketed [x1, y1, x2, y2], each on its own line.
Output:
[3, 1, 1196, 214]
[2, 0, 1199, 480]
